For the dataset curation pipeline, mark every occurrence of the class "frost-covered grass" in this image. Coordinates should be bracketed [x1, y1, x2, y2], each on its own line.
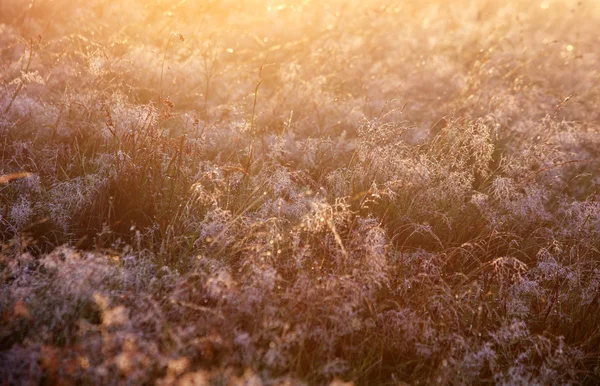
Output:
[1, 0, 600, 384]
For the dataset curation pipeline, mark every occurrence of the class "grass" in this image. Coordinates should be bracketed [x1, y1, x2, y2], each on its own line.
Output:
[1, 0, 600, 384]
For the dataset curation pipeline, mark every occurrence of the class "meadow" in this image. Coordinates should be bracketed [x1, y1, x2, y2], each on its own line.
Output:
[1, 0, 600, 384]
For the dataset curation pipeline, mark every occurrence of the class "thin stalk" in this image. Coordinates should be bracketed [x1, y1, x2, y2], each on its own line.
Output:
[5, 38, 35, 114]
[158, 33, 176, 104]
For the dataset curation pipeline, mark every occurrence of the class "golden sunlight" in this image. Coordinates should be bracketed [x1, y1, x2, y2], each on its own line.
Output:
[1, 0, 599, 384]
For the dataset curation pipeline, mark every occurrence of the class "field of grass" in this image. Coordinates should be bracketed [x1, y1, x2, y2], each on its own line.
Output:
[1, 0, 600, 384]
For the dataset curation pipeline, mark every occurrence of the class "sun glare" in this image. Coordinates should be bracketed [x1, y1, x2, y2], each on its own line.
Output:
[1, 0, 600, 384]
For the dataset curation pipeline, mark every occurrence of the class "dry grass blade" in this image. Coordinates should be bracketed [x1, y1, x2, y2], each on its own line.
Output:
[0, 172, 32, 185]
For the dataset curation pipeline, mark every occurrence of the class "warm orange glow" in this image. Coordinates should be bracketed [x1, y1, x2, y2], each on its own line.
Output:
[1, 0, 600, 384]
